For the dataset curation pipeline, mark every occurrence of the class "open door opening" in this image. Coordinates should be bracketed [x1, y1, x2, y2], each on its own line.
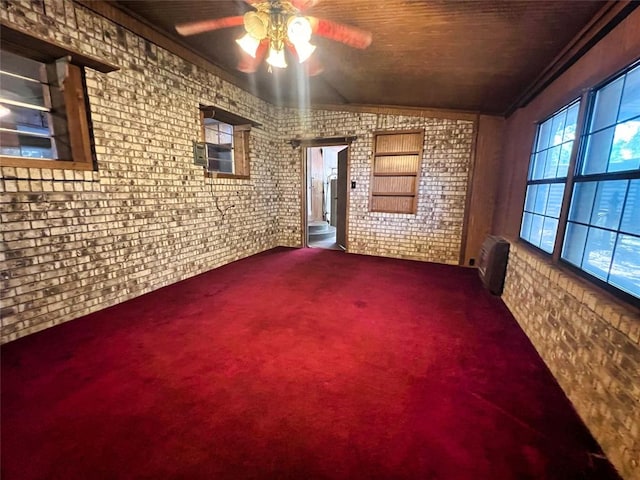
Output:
[305, 144, 348, 250]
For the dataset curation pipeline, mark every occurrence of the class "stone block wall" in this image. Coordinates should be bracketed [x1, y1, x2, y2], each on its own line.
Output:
[277, 108, 475, 264]
[502, 242, 640, 479]
[1, 0, 281, 342]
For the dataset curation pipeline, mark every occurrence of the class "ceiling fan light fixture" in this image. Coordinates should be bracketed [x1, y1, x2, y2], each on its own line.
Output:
[266, 46, 288, 69]
[292, 40, 316, 63]
[236, 33, 261, 58]
[287, 16, 312, 44]
[243, 11, 269, 39]
[175, 1, 371, 75]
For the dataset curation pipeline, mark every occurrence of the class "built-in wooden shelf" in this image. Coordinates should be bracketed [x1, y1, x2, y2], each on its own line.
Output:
[370, 130, 424, 214]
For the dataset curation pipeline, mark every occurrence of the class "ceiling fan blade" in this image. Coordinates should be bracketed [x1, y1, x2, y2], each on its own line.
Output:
[244, 0, 320, 8]
[291, 0, 321, 10]
[176, 16, 245, 36]
[308, 17, 372, 49]
[237, 41, 268, 73]
[305, 55, 324, 76]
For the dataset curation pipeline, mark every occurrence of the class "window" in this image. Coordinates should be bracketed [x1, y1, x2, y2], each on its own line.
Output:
[520, 61, 640, 305]
[562, 63, 640, 300]
[199, 106, 255, 178]
[520, 101, 580, 252]
[203, 118, 234, 174]
[0, 48, 93, 170]
[370, 130, 423, 214]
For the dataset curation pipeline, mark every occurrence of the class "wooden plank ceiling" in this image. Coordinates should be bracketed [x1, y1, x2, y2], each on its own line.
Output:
[113, 0, 610, 115]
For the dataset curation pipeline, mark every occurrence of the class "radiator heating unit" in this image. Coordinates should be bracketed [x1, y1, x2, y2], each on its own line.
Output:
[478, 236, 510, 295]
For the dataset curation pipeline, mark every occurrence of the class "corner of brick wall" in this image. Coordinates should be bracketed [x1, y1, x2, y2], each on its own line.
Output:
[502, 241, 640, 479]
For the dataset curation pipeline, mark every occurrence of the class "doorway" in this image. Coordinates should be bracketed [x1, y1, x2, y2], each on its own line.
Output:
[304, 144, 349, 250]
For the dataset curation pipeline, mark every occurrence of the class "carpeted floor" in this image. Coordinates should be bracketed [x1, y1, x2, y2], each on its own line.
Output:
[1, 247, 620, 479]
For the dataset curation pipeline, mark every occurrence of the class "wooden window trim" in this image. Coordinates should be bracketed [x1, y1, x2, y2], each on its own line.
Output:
[200, 107, 254, 180]
[1, 25, 118, 171]
[370, 129, 424, 214]
[1, 61, 94, 171]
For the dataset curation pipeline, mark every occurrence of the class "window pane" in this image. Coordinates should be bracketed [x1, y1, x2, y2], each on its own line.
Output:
[563, 64, 640, 301]
[562, 222, 588, 266]
[521, 212, 533, 240]
[543, 145, 561, 178]
[0, 129, 53, 158]
[0, 104, 50, 132]
[531, 151, 546, 180]
[0, 49, 43, 80]
[524, 185, 537, 212]
[523, 101, 579, 256]
[568, 182, 597, 223]
[608, 119, 640, 172]
[219, 132, 233, 145]
[529, 214, 544, 246]
[540, 217, 558, 253]
[208, 158, 233, 173]
[219, 123, 233, 136]
[536, 119, 552, 151]
[204, 126, 218, 144]
[582, 227, 615, 280]
[620, 179, 640, 235]
[608, 234, 640, 297]
[618, 64, 640, 123]
[549, 110, 566, 147]
[590, 77, 624, 132]
[546, 183, 565, 218]
[0, 72, 47, 108]
[557, 143, 572, 177]
[563, 102, 580, 142]
[590, 180, 627, 230]
[582, 127, 614, 174]
[533, 184, 549, 214]
[207, 144, 232, 160]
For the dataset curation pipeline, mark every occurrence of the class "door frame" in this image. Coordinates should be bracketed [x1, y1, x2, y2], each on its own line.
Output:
[300, 139, 352, 250]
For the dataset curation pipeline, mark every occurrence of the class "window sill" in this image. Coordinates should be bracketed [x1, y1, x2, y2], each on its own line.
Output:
[513, 238, 640, 314]
[0, 157, 95, 171]
[204, 171, 250, 180]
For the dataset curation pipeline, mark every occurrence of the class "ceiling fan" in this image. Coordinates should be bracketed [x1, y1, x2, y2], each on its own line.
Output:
[175, 0, 372, 75]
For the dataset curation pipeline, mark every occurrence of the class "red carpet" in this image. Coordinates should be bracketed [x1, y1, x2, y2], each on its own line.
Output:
[1, 247, 620, 479]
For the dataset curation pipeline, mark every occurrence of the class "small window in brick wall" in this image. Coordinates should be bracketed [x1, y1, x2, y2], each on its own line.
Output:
[0, 49, 94, 170]
[199, 105, 258, 179]
[0, 27, 117, 171]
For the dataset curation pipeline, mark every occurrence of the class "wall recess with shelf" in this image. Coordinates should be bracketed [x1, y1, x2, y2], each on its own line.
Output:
[370, 130, 424, 214]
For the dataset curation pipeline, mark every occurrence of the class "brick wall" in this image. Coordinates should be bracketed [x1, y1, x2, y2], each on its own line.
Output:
[502, 242, 640, 479]
[1, 0, 282, 342]
[1, 1, 476, 343]
[277, 108, 475, 263]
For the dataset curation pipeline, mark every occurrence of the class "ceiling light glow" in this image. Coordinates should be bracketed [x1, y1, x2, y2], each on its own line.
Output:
[236, 33, 261, 58]
[266, 47, 287, 69]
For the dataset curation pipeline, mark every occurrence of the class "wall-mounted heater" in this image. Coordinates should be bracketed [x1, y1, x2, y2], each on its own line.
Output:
[478, 236, 510, 295]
